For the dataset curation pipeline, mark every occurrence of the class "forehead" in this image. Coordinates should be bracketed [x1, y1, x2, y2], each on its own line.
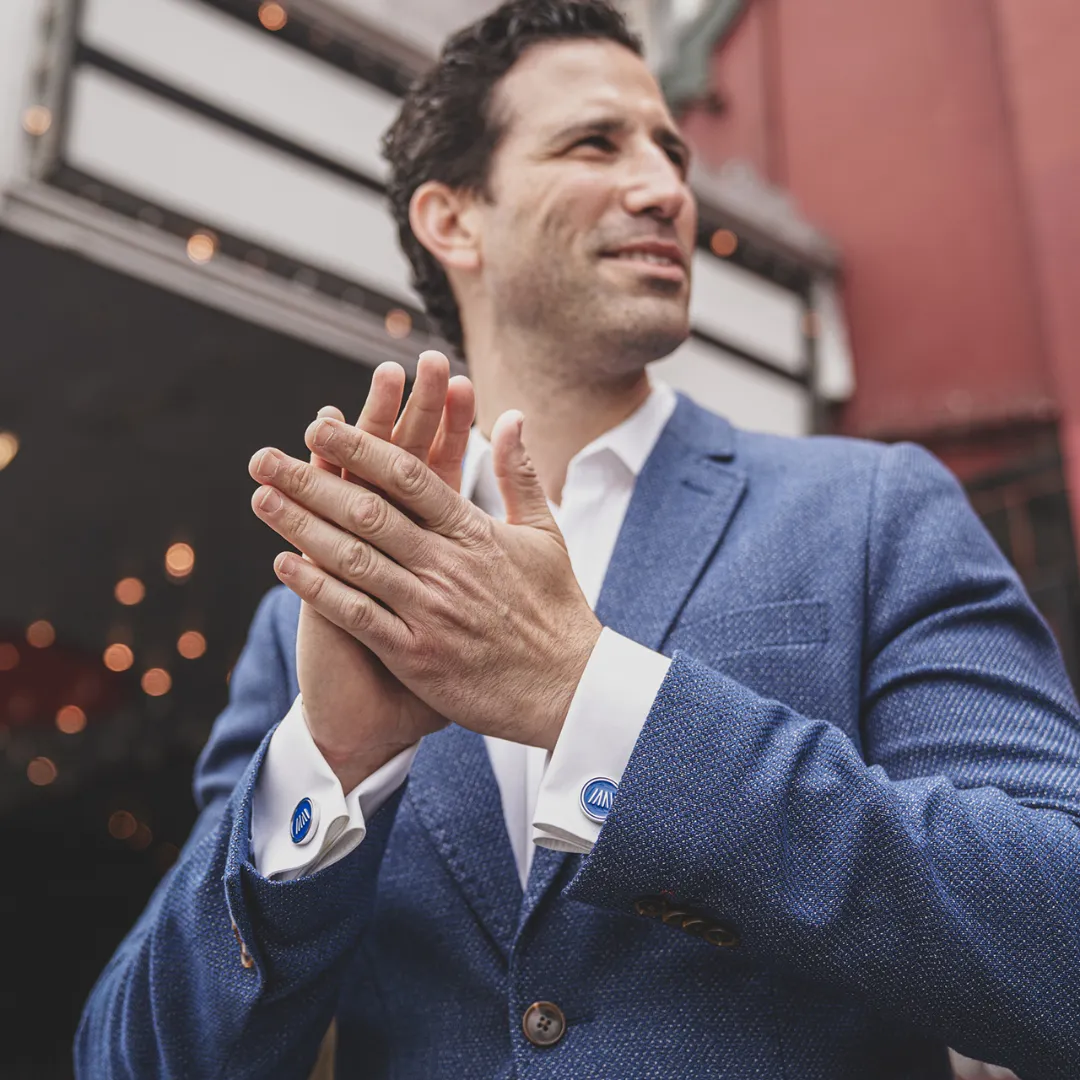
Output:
[492, 38, 676, 143]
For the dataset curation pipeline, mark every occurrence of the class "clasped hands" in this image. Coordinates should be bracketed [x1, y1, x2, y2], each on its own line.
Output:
[248, 352, 601, 792]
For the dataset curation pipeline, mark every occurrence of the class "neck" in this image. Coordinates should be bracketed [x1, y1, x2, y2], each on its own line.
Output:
[466, 331, 651, 505]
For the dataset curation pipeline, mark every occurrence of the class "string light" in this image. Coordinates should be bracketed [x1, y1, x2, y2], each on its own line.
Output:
[186, 231, 217, 264]
[114, 577, 146, 605]
[710, 229, 738, 258]
[0, 431, 19, 471]
[56, 705, 87, 735]
[0, 644, 19, 671]
[165, 543, 195, 579]
[177, 631, 207, 660]
[21, 105, 52, 136]
[27, 757, 57, 786]
[129, 822, 154, 850]
[108, 811, 137, 840]
[26, 620, 55, 648]
[384, 309, 412, 339]
[258, 2, 288, 31]
[141, 668, 172, 697]
[103, 643, 134, 672]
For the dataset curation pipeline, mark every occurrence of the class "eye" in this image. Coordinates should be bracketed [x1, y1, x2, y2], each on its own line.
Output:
[575, 134, 617, 152]
[664, 146, 689, 173]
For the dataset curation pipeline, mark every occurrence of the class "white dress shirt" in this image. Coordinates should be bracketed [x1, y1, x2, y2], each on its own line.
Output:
[252, 382, 677, 885]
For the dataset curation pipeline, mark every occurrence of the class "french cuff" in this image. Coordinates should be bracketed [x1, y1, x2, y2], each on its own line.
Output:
[532, 629, 671, 855]
[251, 695, 418, 881]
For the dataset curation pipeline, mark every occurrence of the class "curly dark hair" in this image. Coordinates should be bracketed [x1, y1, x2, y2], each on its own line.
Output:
[380, 0, 643, 357]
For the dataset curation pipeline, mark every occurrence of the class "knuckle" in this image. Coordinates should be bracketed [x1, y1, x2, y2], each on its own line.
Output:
[290, 460, 316, 499]
[343, 594, 373, 635]
[343, 539, 373, 581]
[351, 492, 387, 537]
[392, 452, 427, 498]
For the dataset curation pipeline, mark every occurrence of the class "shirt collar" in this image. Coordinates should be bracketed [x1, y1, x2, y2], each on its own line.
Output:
[460, 379, 677, 505]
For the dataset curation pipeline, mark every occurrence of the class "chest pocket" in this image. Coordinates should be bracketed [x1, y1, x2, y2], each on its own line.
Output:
[666, 598, 829, 660]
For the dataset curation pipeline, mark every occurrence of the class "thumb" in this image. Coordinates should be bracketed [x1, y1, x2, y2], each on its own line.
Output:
[491, 410, 557, 532]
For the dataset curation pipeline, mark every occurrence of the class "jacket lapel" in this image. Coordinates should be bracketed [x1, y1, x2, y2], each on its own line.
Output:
[405, 724, 522, 961]
[518, 394, 748, 925]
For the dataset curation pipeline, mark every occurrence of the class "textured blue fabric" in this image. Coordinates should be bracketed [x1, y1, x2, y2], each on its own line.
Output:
[76, 395, 1080, 1079]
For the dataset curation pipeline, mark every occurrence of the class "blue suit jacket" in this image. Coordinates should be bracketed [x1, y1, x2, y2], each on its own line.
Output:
[77, 396, 1080, 1079]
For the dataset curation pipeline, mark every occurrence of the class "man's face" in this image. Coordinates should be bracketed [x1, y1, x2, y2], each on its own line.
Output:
[472, 38, 697, 371]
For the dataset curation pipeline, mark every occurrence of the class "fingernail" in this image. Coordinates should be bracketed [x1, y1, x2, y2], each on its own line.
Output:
[311, 419, 334, 448]
[254, 449, 280, 478]
[274, 552, 296, 576]
[259, 488, 281, 513]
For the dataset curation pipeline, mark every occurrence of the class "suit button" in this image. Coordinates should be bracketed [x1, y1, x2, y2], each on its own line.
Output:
[660, 907, 691, 927]
[680, 916, 708, 936]
[704, 922, 740, 948]
[633, 896, 667, 918]
[522, 1001, 566, 1047]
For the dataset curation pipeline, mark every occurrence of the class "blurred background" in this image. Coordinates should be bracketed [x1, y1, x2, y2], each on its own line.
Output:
[0, 0, 1076, 1075]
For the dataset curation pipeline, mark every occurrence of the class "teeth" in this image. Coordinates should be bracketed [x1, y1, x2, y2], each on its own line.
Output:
[616, 252, 678, 266]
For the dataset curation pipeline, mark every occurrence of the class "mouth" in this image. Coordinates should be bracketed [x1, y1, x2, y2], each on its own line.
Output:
[601, 244, 688, 282]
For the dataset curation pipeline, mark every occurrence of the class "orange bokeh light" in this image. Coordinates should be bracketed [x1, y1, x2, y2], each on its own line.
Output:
[177, 631, 207, 660]
[115, 577, 146, 605]
[186, 232, 217, 264]
[27, 757, 57, 786]
[384, 308, 412, 340]
[0, 643, 19, 671]
[103, 643, 135, 672]
[21, 105, 52, 136]
[108, 810, 137, 840]
[258, 2, 288, 31]
[141, 668, 172, 697]
[56, 705, 87, 735]
[26, 620, 55, 648]
[129, 822, 154, 850]
[709, 229, 739, 258]
[165, 543, 195, 578]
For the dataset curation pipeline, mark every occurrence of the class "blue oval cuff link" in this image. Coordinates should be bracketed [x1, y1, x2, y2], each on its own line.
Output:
[290, 797, 319, 845]
[580, 777, 618, 823]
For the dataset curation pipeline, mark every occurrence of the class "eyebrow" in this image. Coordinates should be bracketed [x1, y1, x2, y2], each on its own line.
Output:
[548, 117, 692, 167]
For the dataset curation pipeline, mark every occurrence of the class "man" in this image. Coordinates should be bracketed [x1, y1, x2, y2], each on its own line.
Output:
[77, 2, 1080, 1077]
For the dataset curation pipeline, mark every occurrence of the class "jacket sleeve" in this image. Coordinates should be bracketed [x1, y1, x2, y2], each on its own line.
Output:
[75, 587, 401, 1079]
[564, 443, 1080, 1080]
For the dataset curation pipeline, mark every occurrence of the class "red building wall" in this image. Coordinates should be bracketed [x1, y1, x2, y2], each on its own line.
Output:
[682, 0, 1079, 534]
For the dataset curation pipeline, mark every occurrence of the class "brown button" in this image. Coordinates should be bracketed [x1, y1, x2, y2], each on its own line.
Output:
[661, 907, 690, 927]
[522, 1001, 566, 1047]
[704, 922, 740, 948]
[680, 916, 708, 936]
[230, 920, 255, 969]
[634, 896, 667, 918]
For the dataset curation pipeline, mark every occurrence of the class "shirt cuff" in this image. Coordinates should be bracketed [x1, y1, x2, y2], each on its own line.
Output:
[251, 695, 418, 881]
[532, 629, 671, 855]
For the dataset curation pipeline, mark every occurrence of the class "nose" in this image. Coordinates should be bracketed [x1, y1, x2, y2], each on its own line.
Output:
[622, 142, 689, 223]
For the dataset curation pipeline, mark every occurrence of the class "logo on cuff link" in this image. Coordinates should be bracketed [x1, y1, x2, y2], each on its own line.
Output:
[580, 777, 618, 823]
[290, 797, 319, 845]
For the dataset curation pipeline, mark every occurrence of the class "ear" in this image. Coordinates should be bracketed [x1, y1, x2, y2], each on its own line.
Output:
[409, 181, 482, 275]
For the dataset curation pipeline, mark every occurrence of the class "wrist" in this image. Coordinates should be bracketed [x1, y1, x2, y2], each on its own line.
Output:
[534, 618, 603, 752]
[301, 704, 414, 793]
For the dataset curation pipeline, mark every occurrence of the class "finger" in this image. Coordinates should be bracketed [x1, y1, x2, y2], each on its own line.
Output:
[357, 362, 406, 444]
[491, 410, 559, 533]
[312, 405, 345, 474]
[250, 447, 429, 565]
[252, 485, 418, 610]
[273, 551, 407, 661]
[302, 419, 475, 539]
[428, 375, 476, 492]
[392, 350, 450, 463]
